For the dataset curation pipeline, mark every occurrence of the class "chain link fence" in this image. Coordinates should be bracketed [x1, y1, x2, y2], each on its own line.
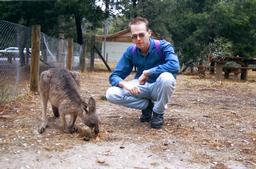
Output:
[0, 20, 85, 104]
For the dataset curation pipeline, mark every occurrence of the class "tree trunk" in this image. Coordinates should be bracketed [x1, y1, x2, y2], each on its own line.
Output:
[75, 14, 83, 45]
[132, 0, 137, 17]
[80, 43, 86, 72]
[104, 0, 110, 18]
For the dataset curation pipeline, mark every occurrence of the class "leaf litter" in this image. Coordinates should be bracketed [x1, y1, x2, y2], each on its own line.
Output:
[0, 71, 255, 169]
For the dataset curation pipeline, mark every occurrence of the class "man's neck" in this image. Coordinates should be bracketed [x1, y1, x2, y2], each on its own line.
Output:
[140, 42, 150, 55]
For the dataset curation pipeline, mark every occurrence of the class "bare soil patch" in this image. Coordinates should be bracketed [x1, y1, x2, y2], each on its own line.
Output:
[0, 71, 255, 169]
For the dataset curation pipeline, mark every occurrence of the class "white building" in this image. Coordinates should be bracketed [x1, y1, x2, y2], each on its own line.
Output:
[96, 29, 132, 63]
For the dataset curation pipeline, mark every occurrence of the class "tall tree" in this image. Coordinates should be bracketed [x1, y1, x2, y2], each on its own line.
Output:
[0, 0, 105, 44]
[209, 0, 256, 58]
[56, 0, 104, 44]
[0, 1, 58, 33]
[0, 1, 58, 65]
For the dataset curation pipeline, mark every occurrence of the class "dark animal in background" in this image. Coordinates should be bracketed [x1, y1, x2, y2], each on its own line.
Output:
[38, 68, 99, 135]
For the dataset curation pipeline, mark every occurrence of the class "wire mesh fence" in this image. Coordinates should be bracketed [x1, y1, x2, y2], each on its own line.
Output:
[0, 20, 85, 104]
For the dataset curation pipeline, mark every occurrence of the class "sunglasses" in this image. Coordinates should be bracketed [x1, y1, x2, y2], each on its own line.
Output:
[131, 32, 146, 39]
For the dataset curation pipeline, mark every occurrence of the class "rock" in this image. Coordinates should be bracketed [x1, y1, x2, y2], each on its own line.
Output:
[96, 159, 105, 164]
[77, 125, 92, 140]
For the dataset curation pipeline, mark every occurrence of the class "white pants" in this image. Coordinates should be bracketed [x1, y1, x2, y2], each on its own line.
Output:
[106, 72, 176, 114]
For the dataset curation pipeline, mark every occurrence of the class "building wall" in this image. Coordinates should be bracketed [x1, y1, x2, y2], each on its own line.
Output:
[102, 41, 132, 62]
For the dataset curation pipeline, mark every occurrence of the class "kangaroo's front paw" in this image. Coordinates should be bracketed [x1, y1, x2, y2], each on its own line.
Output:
[38, 121, 48, 134]
[94, 127, 99, 136]
[38, 125, 46, 134]
[67, 125, 78, 133]
[73, 125, 78, 133]
[38, 127, 45, 134]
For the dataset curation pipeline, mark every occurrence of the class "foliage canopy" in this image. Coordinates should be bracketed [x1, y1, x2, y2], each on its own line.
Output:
[0, 0, 255, 63]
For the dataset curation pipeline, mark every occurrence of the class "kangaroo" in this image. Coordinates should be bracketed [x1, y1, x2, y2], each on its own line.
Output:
[38, 68, 99, 135]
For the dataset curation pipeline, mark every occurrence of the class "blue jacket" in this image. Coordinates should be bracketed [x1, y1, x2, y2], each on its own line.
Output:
[109, 38, 180, 86]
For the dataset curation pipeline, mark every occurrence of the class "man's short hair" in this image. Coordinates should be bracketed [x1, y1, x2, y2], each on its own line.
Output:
[128, 17, 149, 31]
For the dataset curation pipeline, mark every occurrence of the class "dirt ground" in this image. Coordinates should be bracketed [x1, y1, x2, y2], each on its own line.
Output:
[0, 71, 255, 169]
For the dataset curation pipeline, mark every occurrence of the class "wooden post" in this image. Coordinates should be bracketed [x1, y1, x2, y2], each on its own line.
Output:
[30, 25, 40, 92]
[224, 70, 230, 79]
[210, 61, 215, 74]
[240, 64, 248, 80]
[66, 38, 73, 70]
[94, 45, 111, 71]
[215, 63, 224, 80]
[80, 43, 86, 72]
[90, 35, 95, 71]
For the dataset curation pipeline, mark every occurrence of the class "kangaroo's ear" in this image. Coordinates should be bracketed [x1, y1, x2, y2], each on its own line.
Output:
[82, 100, 89, 114]
[39, 70, 52, 93]
[40, 70, 52, 83]
[88, 97, 96, 113]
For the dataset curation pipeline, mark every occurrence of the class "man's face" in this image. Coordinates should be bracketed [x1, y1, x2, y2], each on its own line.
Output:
[130, 22, 151, 50]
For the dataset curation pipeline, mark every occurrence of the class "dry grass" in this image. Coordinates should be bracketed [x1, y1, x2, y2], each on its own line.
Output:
[0, 71, 255, 168]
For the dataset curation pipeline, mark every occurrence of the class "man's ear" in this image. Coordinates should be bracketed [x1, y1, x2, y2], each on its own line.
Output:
[147, 29, 152, 37]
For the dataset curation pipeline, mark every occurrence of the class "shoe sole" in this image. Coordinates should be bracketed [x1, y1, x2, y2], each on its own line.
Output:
[140, 118, 151, 123]
[151, 124, 163, 129]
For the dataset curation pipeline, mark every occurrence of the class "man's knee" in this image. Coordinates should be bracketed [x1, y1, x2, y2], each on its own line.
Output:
[158, 72, 176, 87]
[106, 86, 122, 102]
[106, 87, 114, 101]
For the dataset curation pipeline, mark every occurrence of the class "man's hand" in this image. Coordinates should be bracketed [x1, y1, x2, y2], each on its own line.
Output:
[139, 70, 150, 85]
[119, 81, 140, 95]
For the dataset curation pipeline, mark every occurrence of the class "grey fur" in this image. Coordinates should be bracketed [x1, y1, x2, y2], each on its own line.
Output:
[83, 97, 100, 135]
[38, 68, 99, 135]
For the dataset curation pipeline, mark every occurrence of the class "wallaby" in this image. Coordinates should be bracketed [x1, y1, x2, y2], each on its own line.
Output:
[38, 68, 99, 135]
